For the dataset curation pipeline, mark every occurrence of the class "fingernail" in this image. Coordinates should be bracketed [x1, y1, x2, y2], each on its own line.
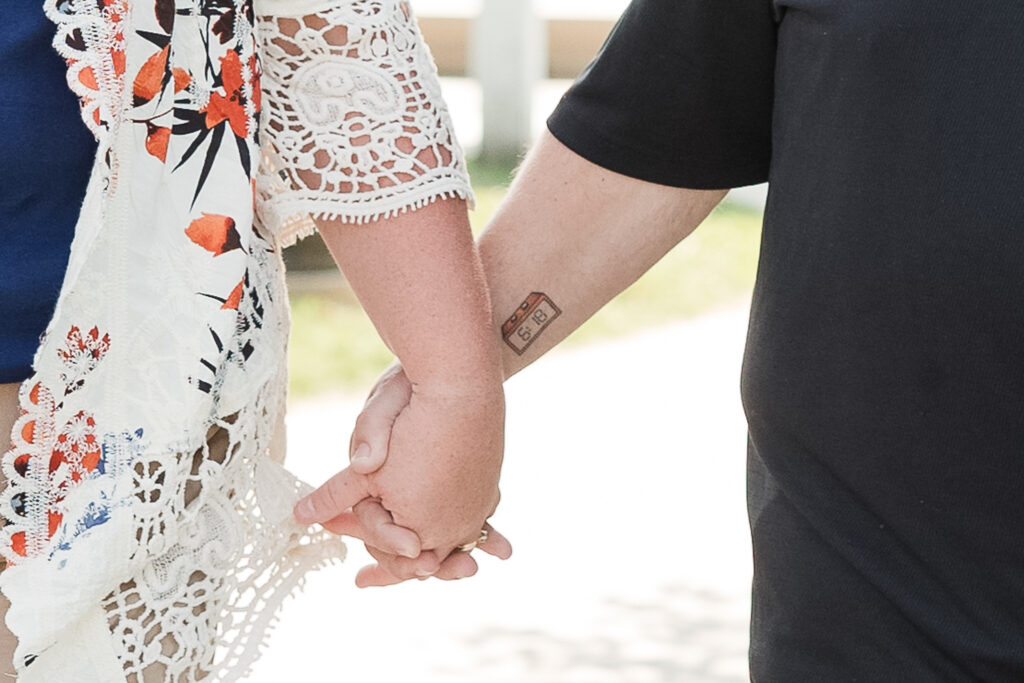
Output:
[415, 569, 435, 578]
[351, 443, 371, 463]
[399, 544, 419, 559]
[294, 497, 315, 522]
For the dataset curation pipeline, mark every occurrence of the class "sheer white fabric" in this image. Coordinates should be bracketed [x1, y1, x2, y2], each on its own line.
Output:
[257, 0, 473, 246]
[1, 1, 469, 680]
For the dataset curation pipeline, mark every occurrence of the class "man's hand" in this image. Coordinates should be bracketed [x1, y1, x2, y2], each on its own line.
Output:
[293, 365, 512, 586]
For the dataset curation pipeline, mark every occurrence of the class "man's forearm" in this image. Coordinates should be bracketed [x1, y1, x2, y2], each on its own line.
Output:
[326, 133, 727, 579]
[478, 132, 728, 378]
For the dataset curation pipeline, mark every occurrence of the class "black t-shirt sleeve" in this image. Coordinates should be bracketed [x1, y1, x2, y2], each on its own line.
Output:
[547, 0, 778, 189]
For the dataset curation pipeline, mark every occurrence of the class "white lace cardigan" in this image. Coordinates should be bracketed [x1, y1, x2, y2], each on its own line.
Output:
[0, 1, 472, 680]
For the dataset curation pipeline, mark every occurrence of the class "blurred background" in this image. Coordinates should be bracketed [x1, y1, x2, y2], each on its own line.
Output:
[254, 1, 767, 680]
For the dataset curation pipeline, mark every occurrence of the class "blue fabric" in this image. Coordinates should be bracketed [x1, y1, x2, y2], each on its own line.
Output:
[0, 9, 96, 383]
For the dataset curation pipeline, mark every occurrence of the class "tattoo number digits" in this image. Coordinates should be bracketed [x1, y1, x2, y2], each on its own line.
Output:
[502, 292, 561, 355]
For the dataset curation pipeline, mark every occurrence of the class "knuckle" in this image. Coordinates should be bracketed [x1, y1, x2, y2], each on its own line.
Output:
[320, 478, 352, 516]
[321, 487, 343, 514]
[381, 560, 417, 581]
[352, 498, 373, 518]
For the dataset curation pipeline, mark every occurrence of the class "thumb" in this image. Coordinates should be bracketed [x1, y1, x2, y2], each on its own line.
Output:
[349, 364, 413, 475]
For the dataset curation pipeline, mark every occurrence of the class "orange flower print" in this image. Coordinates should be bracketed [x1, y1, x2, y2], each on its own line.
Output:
[202, 51, 249, 138]
[50, 412, 102, 484]
[134, 46, 169, 102]
[2, 383, 103, 560]
[10, 533, 26, 558]
[146, 124, 172, 162]
[222, 280, 245, 311]
[249, 52, 261, 114]
[134, 46, 191, 108]
[19, 383, 56, 452]
[100, 0, 128, 79]
[58, 326, 111, 364]
[185, 214, 243, 256]
[54, 0, 128, 133]
[78, 66, 99, 91]
[173, 68, 191, 93]
[48, 511, 63, 540]
[58, 326, 111, 394]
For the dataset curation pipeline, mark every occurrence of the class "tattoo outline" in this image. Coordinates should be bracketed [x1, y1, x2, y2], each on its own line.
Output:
[502, 292, 561, 355]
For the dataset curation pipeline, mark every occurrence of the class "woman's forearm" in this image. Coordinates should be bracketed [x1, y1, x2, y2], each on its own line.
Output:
[478, 132, 728, 379]
[317, 198, 502, 395]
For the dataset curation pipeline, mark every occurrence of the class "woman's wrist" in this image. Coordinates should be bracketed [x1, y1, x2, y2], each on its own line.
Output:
[401, 334, 504, 399]
[407, 369, 505, 402]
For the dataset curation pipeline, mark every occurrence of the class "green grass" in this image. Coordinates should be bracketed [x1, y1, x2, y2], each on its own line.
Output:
[288, 290, 398, 394]
[286, 165, 763, 398]
[563, 202, 762, 348]
[467, 158, 517, 235]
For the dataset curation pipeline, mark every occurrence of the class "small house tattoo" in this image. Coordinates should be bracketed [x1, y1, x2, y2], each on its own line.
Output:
[502, 293, 561, 355]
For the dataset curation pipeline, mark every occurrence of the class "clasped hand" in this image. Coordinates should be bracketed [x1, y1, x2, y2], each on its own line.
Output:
[293, 365, 512, 587]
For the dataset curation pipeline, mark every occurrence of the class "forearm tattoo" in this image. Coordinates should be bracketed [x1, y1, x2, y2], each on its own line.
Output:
[502, 292, 561, 355]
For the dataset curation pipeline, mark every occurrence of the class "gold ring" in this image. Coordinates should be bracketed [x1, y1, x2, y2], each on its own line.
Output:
[458, 527, 489, 553]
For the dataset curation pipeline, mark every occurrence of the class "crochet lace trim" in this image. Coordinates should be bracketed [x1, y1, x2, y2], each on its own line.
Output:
[256, 0, 474, 247]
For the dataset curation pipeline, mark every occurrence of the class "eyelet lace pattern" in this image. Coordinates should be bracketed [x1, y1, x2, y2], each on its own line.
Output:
[256, 0, 474, 246]
[2, 1, 469, 680]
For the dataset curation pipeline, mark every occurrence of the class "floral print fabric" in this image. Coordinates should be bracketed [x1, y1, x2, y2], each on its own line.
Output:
[0, 1, 471, 680]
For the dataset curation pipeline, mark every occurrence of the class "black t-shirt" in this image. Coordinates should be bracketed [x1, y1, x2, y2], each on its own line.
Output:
[548, 1, 1024, 680]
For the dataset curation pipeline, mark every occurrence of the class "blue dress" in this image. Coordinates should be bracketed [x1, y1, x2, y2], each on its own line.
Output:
[0, 8, 96, 383]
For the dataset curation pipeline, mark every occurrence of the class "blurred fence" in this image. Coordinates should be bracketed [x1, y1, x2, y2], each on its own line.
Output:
[421, 3, 618, 159]
[286, 5, 621, 272]
[420, 16, 615, 79]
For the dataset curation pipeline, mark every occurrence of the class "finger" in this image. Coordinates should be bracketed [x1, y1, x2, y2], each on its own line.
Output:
[355, 563, 405, 588]
[348, 442, 384, 475]
[348, 365, 412, 475]
[294, 467, 370, 524]
[428, 522, 511, 581]
[364, 544, 442, 581]
[434, 551, 479, 581]
[352, 499, 421, 559]
[355, 550, 480, 587]
[316, 505, 424, 561]
[319, 511, 364, 540]
[477, 523, 513, 560]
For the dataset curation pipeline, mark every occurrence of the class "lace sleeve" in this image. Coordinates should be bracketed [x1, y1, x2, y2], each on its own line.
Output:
[255, 0, 474, 247]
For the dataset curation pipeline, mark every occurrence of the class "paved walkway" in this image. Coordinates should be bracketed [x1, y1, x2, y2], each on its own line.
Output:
[249, 302, 754, 682]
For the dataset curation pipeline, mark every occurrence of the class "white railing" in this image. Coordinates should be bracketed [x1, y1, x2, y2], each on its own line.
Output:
[417, 0, 629, 159]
